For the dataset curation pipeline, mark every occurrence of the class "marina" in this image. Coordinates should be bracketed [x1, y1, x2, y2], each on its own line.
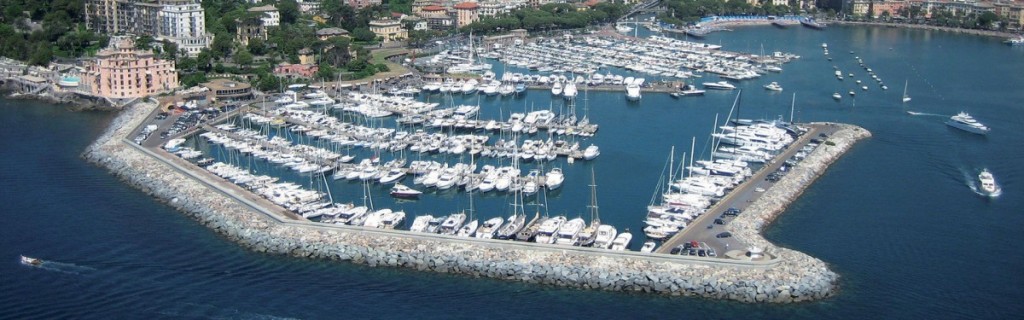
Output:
[8, 20, 1024, 317]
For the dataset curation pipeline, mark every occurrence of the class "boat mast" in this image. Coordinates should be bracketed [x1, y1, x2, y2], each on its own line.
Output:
[790, 92, 796, 123]
[588, 167, 599, 225]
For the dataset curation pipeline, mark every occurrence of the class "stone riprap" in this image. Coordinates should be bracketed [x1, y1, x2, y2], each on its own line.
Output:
[83, 103, 869, 303]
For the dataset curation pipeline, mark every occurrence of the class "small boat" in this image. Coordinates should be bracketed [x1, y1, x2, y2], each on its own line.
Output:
[20, 255, 42, 266]
[764, 82, 783, 91]
[946, 112, 990, 135]
[832, 92, 842, 100]
[978, 169, 1002, 197]
[390, 184, 422, 198]
[678, 84, 705, 96]
[639, 240, 657, 253]
[1004, 35, 1024, 46]
[801, 19, 826, 29]
[610, 231, 632, 251]
[848, 90, 855, 96]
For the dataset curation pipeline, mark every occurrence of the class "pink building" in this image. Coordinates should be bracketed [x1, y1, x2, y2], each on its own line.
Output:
[86, 37, 179, 99]
[274, 63, 319, 79]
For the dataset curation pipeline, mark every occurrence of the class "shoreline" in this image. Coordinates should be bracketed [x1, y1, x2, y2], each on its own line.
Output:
[826, 20, 1020, 39]
[81, 100, 870, 303]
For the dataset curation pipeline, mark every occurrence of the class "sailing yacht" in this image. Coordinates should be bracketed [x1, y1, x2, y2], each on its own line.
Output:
[902, 80, 911, 103]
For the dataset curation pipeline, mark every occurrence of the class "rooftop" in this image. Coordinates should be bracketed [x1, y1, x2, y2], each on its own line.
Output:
[316, 27, 350, 35]
[454, 2, 479, 9]
[248, 5, 277, 12]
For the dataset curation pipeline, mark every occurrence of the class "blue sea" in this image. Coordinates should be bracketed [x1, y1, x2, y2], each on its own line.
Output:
[3, 25, 1023, 318]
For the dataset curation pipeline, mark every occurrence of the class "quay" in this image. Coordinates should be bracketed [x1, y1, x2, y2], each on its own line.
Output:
[657, 123, 837, 255]
[85, 97, 868, 302]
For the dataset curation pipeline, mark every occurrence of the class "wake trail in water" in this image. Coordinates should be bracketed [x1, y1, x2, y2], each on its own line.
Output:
[906, 111, 947, 117]
[25, 259, 99, 275]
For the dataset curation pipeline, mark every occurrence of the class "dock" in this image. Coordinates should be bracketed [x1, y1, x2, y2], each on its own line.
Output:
[656, 123, 835, 255]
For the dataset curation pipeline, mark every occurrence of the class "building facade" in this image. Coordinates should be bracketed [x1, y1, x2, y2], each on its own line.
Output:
[248, 5, 280, 27]
[298, 0, 322, 14]
[346, 0, 383, 9]
[369, 19, 408, 43]
[454, 2, 480, 27]
[84, 0, 213, 57]
[85, 37, 179, 99]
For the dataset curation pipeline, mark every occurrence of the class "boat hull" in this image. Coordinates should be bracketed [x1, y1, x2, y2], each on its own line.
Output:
[946, 120, 989, 135]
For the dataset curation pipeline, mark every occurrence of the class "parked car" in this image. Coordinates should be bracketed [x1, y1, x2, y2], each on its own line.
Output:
[716, 232, 732, 238]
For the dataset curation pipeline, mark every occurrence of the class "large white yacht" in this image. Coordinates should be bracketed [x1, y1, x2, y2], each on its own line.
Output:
[979, 169, 1002, 197]
[703, 81, 736, 90]
[946, 112, 990, 135]
[625, 83, 642, 100]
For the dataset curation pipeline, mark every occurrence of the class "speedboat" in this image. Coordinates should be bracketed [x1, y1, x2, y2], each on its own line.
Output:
[583, 144, 600, 160]
[610, 231, 632, 251]
[978, 169, 1002, 197]
[764, 82, 783, 91]
[390, 183, 422, 198]
[640, 240, 657, 253]
[702, 81, 736, 90]
[544, 167, 564, 190]
[550, 81, 563, 96]
[20, 255, 42, 266]
[409, 215, 433, 233]
[946, 112, 990, 135]
[592, 224, 617, 249]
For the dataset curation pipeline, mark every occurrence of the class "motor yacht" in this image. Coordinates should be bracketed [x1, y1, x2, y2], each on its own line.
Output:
[389, 183, 422, 198]
[702, 81, 736, 90]
[946, 112, 990, 135]
[978, 169, 1002, 197]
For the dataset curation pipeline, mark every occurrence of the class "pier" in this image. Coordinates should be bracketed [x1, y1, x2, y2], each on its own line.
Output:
[657, 123, 834, 255]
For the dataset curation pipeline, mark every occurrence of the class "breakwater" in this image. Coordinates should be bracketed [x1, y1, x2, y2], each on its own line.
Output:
[83, 102, 869, 303]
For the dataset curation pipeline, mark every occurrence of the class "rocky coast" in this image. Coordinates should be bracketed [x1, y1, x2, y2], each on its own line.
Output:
[83, 102, 870, 303]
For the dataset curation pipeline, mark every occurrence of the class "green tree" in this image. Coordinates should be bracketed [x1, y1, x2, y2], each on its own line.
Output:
[234, 50, 254, 66]
[279, 0, 300, 25]
[136, 35, 155, 50]
[315, 62, 335, 80]
[162, 40, 179, 61]
[247, 37, 267, 55]
[352, 27, 376, 42]
[375, 63, 389, 72]
[28, 43, 53, 66]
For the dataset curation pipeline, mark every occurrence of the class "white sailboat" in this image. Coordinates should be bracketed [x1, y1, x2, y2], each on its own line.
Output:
[902, 79, 911, 103]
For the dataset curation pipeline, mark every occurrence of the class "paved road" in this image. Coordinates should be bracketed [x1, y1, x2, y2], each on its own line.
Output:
[656, 123, 840, 256]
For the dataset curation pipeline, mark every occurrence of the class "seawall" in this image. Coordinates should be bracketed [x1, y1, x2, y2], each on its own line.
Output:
[83, 102, 870, 303]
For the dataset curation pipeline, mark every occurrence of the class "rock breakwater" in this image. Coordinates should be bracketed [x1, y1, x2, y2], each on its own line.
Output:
[83, 103, 869, 303]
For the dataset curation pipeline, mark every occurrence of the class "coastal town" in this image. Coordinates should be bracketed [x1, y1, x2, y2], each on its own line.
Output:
[1, 0, 1018, 303]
